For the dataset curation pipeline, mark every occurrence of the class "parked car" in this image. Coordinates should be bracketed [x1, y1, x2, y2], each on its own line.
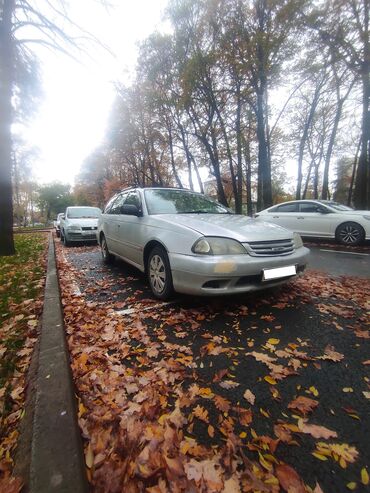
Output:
[97, 187, 309, 299]
[60, 206, 101, 246]
[255, 200, 370, 246]
[54, 212, 64, 237]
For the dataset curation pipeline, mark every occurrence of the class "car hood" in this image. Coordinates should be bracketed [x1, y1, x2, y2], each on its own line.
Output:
[67, 218, 99, 227]
[156, 214, 294, 242]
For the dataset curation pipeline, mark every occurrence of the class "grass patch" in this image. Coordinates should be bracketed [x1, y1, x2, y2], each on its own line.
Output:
[0, 233, 48, 477]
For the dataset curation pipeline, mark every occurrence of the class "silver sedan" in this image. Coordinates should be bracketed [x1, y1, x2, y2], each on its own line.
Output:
[97, 188, 309, 299]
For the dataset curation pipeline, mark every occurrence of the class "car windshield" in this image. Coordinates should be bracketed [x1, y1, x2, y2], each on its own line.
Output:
[67, 207, 101, 218]
[319, 201, 353, 212]
[144, 189, 230, 215]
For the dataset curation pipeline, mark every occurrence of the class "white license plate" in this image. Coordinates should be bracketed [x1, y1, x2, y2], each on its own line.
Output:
[263, 265, 296, 281]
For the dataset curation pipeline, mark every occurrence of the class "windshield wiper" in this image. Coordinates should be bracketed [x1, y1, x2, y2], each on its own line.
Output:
[179, 210, 222, 214]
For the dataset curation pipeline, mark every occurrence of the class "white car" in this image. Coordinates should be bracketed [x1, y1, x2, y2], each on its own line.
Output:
[60, 206, 101, 246]
[256, 200, 370, 246]
[97, 187, 309, 299]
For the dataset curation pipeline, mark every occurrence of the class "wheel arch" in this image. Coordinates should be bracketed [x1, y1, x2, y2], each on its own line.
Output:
[143, 240, 169, 274]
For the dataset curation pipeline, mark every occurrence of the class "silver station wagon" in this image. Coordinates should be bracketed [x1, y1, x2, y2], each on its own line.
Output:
[97, 188, 309, 299]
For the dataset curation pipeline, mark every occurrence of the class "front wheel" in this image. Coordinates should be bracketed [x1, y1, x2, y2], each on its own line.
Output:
[147, 246, 174, 300]
[101, 235, 114, 264]
[336, 222, 364, 246]
[62, 230, 70, 247]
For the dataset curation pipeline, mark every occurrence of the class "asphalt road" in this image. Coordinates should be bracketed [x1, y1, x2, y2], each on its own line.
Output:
[58, 239, 370, 492]
[307, 246, 370, 279]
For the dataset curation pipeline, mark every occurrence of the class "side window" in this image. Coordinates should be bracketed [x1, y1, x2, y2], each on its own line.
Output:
[125, 191, 141, 209]
[268, 206, 279, 213]
[276, 203, 298, 213]
[104, 196, 118, 214]
[110, 193, 128, 214]
[300, 203, 321, 213]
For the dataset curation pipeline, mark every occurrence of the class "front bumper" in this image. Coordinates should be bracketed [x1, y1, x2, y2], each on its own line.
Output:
[169, 247, 309, 296]
[66, 231, 98, 242]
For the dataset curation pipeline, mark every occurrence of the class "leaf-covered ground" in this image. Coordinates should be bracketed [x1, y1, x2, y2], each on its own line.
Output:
[56, 242, 370, 493]
[0, 233, 48, 491]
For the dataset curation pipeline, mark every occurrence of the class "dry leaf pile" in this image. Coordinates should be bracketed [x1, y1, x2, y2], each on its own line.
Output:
[56, 243, 370, 493]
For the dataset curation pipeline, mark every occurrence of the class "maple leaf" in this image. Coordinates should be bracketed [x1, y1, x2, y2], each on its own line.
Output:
[275, 464, 306, 493]
[185, 458, 223, 491]
[288, 396, 319, 415]
[214, 395, 231, 413]
[318, 345, 344, 362]
[193, 405, 209, 423]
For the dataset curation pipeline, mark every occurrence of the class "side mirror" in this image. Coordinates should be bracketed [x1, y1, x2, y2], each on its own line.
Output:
[120, 204, 141, 216]
[61, 214, 65, 219]
[318, 208, 330, 214]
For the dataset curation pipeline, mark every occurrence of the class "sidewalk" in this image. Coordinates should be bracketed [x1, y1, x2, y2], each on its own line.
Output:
[24, 234, 88, 492]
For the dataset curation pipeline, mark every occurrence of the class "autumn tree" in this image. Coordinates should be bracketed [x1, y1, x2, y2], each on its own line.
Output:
[0, 0, 102, 255]
[309, 0, 370, 208]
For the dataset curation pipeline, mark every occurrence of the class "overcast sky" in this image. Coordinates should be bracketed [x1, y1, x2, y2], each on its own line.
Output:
[23, 0, 169, 186]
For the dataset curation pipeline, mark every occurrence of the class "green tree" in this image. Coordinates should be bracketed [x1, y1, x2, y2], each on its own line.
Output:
[37, 182, 74, 220]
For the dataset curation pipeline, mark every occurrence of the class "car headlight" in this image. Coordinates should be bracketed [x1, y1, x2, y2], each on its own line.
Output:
[192, 237, 247, 255]
[293, 232, 303, 249]
[362, 215, 370, 221]
[67, 225, 81, 231]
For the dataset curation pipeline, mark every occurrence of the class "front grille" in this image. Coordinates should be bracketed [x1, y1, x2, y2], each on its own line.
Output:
[243, 239, 294, 256]
[81, 226, 97, 231]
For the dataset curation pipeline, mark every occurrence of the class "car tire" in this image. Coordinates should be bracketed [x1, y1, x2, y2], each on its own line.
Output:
[336, 222, 364, 246]
[62, 231, 70, 247]
[147, 246, 174, 300]
[101, 235, 114, 264]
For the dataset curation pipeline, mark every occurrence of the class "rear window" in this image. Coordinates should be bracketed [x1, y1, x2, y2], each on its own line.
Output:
[67, 207, 101, 218]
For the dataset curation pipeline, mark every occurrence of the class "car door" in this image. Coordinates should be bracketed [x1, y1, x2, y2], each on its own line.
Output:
[104, 192, 128, 254]
[265, 202, 299, 231]
[296, 202, 333, 237]
[115, 190, 144, 267]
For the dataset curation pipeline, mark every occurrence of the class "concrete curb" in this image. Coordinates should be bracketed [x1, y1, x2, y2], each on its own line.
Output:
[29, 234, 88, 493]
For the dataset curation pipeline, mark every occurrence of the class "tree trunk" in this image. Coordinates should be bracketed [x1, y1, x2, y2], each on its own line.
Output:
[0, 0, 15, 255]
[255, 89, 272, 211]
[235, 85, 243, 214]
[168, 124, 183, 188]
[354, 67, 370, 209]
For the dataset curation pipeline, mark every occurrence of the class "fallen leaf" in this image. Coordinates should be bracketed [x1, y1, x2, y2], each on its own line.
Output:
[288, 396, 319, 415]
[276, 464, 306, 493]
[298, 419, 338, 439]
[361, 467, 369, 485]
[264, 376, 277, 385]
[193, 405, 209, 423]
[243, 389, 255, 405]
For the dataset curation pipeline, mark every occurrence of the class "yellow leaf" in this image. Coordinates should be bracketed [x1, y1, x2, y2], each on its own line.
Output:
[309, 386, 319, 396]
[85, 443, 94, 469]
[264, 476, 279, 485]
[339, 457, 347, 468]
[260, 408, 270, 418]
[264, 376, 277, 385]
[207, 425, 215, 438]
[343, 388, 354, 393]
[361, 468, 369, 485]
[267, 338, 280, 345]
[239, 431, 247, 438]
[312, 452, 328, 461]
[346, 482, 357, 490]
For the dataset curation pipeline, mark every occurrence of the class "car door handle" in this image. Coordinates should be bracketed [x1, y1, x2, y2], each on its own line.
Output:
[273, 216, 279, 218]
[297, 217, 304, 219]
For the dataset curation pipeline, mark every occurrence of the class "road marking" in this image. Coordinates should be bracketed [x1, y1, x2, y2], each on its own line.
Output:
[116, 300, 179, 316]
[319, 249, 370, 256]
